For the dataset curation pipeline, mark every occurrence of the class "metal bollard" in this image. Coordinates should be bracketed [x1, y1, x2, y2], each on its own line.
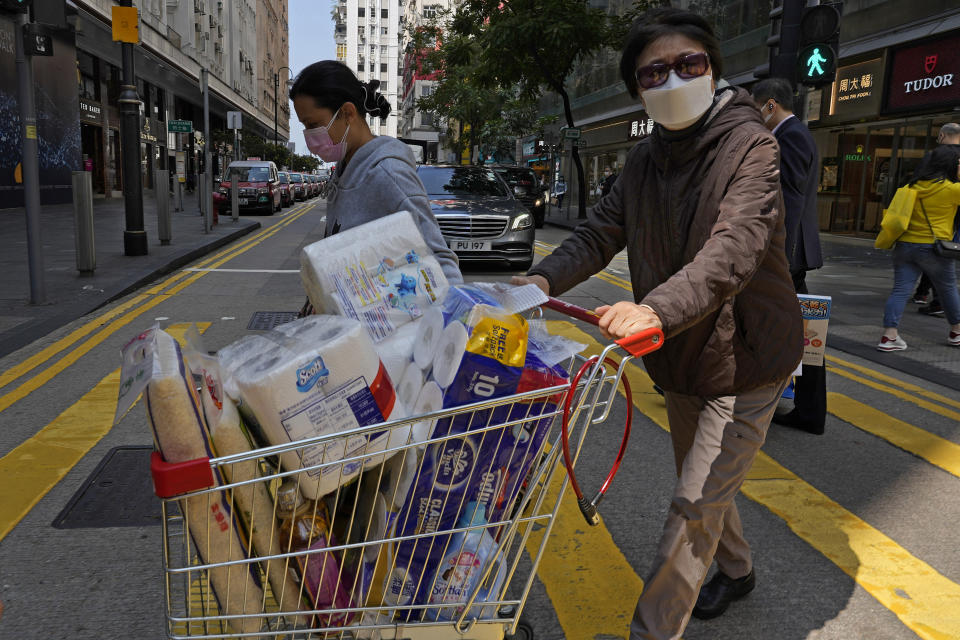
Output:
[71, 171, 95, 275]
[231, 175, 239, 222]
[154, 168, 171, 245]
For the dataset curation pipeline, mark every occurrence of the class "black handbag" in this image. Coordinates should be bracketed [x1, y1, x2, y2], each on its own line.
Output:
[918, 200, 960, 260]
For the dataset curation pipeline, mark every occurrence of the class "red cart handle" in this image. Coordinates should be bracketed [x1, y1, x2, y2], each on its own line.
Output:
[542, 297, 664, 526]
[150, 451, 215, 498]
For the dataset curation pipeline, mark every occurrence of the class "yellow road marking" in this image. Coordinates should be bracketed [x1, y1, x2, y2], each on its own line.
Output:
[0, 323, 209, 543]
[827, 392, 960, 478]
[549, 321, 960, 640]
[826, 365, 960, 424]
[826, 354, 960, 412]
[0, 201, 314, 393]
[524, 456, 644, 638]
[0, 204, 314, 416]
[532, 246, 633, 291]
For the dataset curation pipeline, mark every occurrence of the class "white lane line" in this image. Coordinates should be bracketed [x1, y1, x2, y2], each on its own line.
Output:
[840, 291, 877, 296]
[182, 268, 300, 273]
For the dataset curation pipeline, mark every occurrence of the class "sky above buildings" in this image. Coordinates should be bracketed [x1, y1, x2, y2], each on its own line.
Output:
[287, 0, 337, 154]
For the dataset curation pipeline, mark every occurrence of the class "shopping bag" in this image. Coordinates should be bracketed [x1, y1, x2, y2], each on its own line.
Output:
[874, 186, 916, 249]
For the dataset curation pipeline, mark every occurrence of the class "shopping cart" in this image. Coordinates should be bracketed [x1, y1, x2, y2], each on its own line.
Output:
[150, 298, 663, 639]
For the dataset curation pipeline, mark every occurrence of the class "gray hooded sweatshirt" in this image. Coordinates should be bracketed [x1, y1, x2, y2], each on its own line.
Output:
[324, 136, 463, 284]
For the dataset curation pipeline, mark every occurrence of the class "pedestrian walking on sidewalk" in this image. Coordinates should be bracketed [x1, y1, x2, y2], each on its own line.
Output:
[288, 61, 462, 313]
[877, 145, 960, 352]
[512, 8, 802, 638]
[913, 123, 960, 316]
[552, 176, 567, 208]
[752, 78, 826, 435]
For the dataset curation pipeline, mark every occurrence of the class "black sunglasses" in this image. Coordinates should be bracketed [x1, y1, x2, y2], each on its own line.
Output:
[635, 52, 710, 90]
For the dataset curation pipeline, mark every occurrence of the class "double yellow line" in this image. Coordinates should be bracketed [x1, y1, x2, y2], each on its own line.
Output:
[0, 201, 316, 416]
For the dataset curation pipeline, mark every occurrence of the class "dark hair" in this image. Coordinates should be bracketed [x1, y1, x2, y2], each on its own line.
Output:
[910, 145, 960, 186]
[289, 60, 392, 122]
[751, 78, 795, 112]
[619, 8, 723, 99]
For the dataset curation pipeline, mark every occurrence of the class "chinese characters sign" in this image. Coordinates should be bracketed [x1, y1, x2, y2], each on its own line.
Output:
[628, 117, 655, 140]
[829, 59, 883, 120]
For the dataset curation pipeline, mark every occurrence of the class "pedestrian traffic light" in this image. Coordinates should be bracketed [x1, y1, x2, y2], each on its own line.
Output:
[754, 1, 803, 82]
[797, 3, 841, 87]
[0, 0, 31, 13]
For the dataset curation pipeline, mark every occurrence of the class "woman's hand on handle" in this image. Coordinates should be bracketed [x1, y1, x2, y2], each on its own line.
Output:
[595, 302, 662, 341]
[510, 274, 550, 296]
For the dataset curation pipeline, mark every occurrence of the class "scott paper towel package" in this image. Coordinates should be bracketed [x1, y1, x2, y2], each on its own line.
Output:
[226, 315, 410, 500]
[140, 329, 267, 637]
[300, 210, 449, 343]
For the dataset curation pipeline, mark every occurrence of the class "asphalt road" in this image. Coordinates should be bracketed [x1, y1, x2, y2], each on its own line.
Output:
[0, 198, 958, 640]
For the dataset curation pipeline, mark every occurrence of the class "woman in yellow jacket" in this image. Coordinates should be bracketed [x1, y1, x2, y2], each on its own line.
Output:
[878, 145, 960, 351]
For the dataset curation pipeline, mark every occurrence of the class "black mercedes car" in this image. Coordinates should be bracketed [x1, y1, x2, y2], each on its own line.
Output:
[417, 165, 535, 271]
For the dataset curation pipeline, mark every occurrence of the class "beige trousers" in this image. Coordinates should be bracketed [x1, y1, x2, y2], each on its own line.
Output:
[629, 379, 789, 640]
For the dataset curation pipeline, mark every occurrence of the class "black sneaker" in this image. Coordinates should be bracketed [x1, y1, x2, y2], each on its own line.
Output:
[919, 302, 944, 317]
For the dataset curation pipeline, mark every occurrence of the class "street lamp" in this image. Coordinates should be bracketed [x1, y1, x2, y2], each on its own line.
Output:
[275, 66, 291, 148]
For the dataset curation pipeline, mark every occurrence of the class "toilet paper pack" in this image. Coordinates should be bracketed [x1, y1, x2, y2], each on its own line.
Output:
[228, 315, 408, 500]
[300, 210, 449, 343]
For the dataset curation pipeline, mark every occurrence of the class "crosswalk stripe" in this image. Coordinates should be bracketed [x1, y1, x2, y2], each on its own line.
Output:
[826, 355, 960, 412]
[826, 365, 960, 423]
[0, 323, 208, 543]
[827, 392, 960, 478]
[548, 321, 960, 640]
[524, 458, 644, 638]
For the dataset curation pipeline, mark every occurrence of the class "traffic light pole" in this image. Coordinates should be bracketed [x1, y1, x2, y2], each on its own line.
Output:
[15, 10, 46, 304]
[118, 0, 147, 255]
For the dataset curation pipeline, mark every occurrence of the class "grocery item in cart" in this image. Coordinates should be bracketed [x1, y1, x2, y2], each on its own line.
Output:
[276, 481, 355, 627]
[425, 501, 507, 622]
[142, 329, 267, 636]
[188, 351, 310, 625]
[299, 210, 449, 343]
[229, 315, 409, 500]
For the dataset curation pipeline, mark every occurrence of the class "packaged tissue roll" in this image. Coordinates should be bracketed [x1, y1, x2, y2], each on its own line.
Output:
[300, 210, 449, 343]
[143, 330, 266, 636]
[229, 315, 409, 500]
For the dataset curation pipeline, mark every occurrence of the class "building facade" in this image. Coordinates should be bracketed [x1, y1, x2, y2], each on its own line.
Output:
[0, 0, 290, 208]
[396, 0, 451, 163]
[257, 0, 291, 146]
[536, 0, 960, 231]
[332, 0, 401, 137]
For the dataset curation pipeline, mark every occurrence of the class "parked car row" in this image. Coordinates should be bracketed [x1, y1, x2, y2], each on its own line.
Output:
[213, 160, 326, 216]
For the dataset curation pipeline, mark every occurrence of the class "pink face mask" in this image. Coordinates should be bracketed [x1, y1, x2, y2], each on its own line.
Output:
[303, 108, 349, 162]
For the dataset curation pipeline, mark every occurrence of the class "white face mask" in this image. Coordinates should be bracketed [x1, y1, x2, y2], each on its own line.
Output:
[641, 71, 715, 130]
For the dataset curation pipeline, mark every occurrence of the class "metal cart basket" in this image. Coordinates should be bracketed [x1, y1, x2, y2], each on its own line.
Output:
[150, 302, 662, 639]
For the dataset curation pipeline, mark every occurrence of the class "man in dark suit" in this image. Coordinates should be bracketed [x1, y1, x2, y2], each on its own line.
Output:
[753, 78, 826, 435]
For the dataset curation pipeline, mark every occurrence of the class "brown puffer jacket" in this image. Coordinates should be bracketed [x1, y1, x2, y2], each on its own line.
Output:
[530, 87, 802, 397]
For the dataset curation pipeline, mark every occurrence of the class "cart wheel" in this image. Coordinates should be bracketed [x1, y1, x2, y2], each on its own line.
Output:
[505, 619, 534, 640]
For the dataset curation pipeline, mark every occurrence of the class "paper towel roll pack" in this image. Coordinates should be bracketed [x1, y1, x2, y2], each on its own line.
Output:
[227, 315, 410, 500]
[300, 210, 449, 344]
[143, 330, 267, 636]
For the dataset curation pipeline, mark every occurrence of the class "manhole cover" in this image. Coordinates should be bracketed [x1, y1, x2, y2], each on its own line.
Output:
[53, 446, 162, 529]
[247, 311, 299, 331]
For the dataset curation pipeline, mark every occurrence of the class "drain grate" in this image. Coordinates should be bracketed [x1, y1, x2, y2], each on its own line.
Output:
[53, 446, 162, 529]
[247, 311, 299, 331]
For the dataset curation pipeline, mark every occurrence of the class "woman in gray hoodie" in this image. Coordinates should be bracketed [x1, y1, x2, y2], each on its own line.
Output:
[289, 61, 462, 285]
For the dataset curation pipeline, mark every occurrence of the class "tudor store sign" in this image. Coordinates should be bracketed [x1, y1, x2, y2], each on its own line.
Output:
[886, 31, 960, 112]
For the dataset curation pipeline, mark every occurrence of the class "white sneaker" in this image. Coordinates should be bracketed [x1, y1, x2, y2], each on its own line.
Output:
[877, 335, 907, 352]
[949, 331, 960, 347]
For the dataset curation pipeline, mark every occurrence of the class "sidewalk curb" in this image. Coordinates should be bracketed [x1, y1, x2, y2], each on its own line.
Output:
[0, 221, 262, 360]
[101, 220, 262, 308]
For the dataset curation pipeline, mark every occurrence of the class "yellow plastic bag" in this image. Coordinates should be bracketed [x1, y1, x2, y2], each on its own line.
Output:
[874, 186, 916, 249]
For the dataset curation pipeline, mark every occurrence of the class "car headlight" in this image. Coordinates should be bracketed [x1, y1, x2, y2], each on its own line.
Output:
[511, 213, 533, 230]
[258, 187, 268, 194]
[534, 199, 542, 206]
